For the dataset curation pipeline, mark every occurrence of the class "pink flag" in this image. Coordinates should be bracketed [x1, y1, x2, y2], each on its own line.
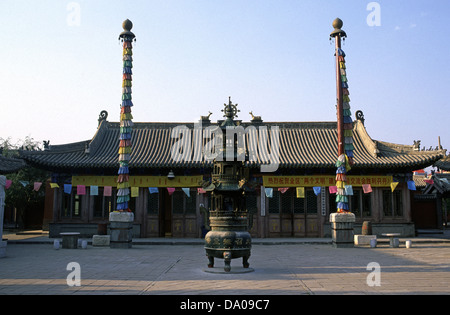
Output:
[278, 187, 289, 194]
[34, 182, 43, 192]
[5, 180, 12, 189]
[362, 184, 372, 194]
[167, 187, 175, 195]
[329, 186, 337, 194]
[197, 188, 206, 194]
[77, 185, 86, 195]
[104, 186, 112, 197]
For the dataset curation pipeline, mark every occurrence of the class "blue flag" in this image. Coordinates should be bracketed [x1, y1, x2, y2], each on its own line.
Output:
[90, 185, 99, 196]
[407, 180, 416, 191]
[64, 184, 72, 194]
[313, 187, 321, 196]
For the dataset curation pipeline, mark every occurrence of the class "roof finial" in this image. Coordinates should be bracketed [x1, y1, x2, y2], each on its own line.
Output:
[221, 97, 240, 120]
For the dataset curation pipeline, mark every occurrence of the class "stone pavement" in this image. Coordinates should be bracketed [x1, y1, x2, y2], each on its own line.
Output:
[0, 237, 450, 296]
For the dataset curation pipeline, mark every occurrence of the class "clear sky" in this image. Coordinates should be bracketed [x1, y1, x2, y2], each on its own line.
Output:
[1, 0, 449, 156]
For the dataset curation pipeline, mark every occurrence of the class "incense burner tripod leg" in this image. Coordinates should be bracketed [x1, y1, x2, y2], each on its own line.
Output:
[243, 255, 250, 268]
[207, 255, 214, 268]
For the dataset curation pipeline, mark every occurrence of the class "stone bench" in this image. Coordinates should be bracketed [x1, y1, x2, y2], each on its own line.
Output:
[92, 235, 110, 247]
[382, 233, 401, 248]
[354, 234, 377, 246]
[60, 232, 80, 249]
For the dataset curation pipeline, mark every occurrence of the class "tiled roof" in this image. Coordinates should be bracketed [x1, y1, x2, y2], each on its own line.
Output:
[413, 175, 427, 188]
[0, 155, 26, 174]
[423, 174, 450, 195]
[435, 156, 450, 171]
[19, 118, 445, 173]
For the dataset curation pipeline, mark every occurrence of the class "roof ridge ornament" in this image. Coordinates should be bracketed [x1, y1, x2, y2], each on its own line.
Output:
[221, 97, 240, 120]
[355, 110, 365, 126]
[98, 110, 108, 126]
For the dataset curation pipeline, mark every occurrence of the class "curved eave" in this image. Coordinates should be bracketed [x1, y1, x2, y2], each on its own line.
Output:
[0, 156, 27, 174]
[435, 156, 450, 171]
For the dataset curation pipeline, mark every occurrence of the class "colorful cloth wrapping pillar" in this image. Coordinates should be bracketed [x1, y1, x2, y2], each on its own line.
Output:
[116, 32, 135, 212]
[338, 49, 354, 164]
[336, 47, 354, 213]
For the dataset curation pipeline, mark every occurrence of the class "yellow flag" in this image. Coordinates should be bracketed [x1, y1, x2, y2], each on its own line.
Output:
[296, 187, 305, 198]
[391, 182, 399, 192]
[345, 154, 352, 172]
[50, 183, 59, 189]
[131, 186, 139, 198]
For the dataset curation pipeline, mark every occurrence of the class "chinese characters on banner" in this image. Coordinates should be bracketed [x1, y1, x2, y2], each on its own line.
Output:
[262, 175, 393, 188]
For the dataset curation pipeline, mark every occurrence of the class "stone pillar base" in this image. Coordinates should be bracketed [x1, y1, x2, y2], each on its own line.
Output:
[330, 213, 355, 248]
[109, 212, 134, 249]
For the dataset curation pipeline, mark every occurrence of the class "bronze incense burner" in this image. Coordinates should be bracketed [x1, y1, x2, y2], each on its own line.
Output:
[203, 98, 252, 272]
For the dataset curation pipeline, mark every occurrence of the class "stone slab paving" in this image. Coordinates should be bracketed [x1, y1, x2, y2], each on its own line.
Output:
[0, 242, 449, 295]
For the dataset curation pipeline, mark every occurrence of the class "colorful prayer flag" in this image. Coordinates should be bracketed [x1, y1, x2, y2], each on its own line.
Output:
[90, 185, 98, 196]
[131, 187, 139, 197]
[344, 185, 353, 196]
[34, 182, 42, 192]
[64, 184, 72, 194]
[407, 180, 416, 191]
[103, 186, 112, 197]
[182, 188, 190, 197]
[362, 184, 372, 194]
[313, 187, 321, 196]
[77, 185, 86, 195]
[390, 182, 399, 192]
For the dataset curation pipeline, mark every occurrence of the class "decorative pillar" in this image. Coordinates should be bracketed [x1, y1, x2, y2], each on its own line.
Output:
[110, 19, 136, 249]
[330, 18, 355, 248]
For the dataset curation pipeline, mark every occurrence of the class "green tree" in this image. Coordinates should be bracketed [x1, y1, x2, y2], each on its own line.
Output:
[1, 136, 49, 229]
